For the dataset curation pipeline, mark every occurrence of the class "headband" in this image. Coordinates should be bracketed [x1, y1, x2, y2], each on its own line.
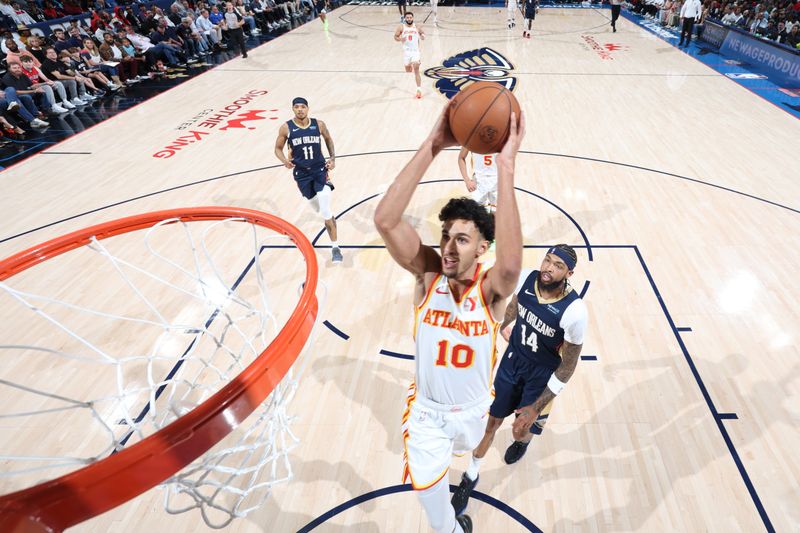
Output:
[547, 246, 576, 271]
[292, 97, 308, 106]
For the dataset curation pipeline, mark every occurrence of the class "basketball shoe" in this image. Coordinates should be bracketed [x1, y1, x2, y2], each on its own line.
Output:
[451, 472, 479, 516]
[456, 514, 473, 533]
[504, 440, 530, 464]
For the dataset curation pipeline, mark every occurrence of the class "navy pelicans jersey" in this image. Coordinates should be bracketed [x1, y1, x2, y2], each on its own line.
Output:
[287, 118, 325, 175]
[508, 270, 586, 370]
[414, 264, 499, 405]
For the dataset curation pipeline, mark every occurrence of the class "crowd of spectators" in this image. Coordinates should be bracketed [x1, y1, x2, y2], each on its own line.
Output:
[629, 0, 800, 48]
[0, 0, 333, 138]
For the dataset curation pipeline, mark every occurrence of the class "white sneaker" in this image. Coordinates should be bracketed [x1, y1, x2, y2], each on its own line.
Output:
[51, 104, 68, 114]
[71, 97, 85, 106]
[30, 118, 50, 128]
[62, 101, 76, 109]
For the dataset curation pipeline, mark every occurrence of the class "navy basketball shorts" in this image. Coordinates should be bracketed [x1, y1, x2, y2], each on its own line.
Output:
[294, 167, 328, 200]
[525, 5, 536, 19]
[490, 346, 555, 433]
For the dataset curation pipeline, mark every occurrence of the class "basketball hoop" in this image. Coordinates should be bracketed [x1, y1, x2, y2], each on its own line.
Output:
[0, 207, 319, 532]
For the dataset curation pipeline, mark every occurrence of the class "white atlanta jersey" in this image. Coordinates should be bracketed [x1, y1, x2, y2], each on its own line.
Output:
[471, 152, 498, 180]
[401, 23, 421, 53]
[413, 264, 499, 406]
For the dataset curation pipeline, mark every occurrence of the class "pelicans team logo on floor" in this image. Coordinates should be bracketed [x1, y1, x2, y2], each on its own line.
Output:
[424, 47, 516, 100]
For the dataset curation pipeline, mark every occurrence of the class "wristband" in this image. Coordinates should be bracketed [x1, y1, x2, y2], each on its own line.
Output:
[547, 373, 566, 395]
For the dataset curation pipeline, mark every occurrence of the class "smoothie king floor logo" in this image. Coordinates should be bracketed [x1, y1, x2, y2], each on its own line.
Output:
[153, 89, 277, 159]
[424, 47, 517, 99]
[581, 35, 630, 60]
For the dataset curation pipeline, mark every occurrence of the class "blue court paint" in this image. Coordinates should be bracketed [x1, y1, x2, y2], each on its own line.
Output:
[323, 320, 350, 340]
[632, 245, 773, 532]
[717, 413, 739, 420]
[3, 148, 795, 246]
[677, 327, 693, 332]
[312, 176, 594, 261]
[623, 11, 800, 120]
[379, 349, 415, 360]
[298, 483, 543, 532]
[579, 279, 591, 298]
[580, 355, 598, 361]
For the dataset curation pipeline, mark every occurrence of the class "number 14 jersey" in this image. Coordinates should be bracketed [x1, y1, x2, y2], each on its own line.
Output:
[508, 269, 587, 370]
[414, 264, 499, 406]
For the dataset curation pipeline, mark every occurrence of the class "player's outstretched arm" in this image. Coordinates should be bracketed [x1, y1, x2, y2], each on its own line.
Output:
[274, 123, 294, 169]
[483, 111, 526, 302]
[374, 103, 458, 275]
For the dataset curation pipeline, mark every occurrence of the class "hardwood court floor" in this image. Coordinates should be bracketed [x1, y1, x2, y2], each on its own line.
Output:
[0, 5, 798, 532]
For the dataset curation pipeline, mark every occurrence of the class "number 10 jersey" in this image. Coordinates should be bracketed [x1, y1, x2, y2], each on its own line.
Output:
[413, 264, 499, 406]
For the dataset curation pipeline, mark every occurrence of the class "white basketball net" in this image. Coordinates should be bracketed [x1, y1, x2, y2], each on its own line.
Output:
[0, 216, 320, 528]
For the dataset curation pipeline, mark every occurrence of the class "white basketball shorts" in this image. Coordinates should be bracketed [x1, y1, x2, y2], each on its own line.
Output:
[403, 49, 421, 66]
[471, 173, 498, 208]
[402, 383, 492, 489]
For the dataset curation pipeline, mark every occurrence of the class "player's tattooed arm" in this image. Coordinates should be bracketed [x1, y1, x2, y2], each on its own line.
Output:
[319, 120, 335, 170]
[502, 294, 518, 329]
[500, 294, 518, 341]
[393, 26, 403, 41]
[531, 341, 582, 409]
[513, 341, 582, 435]
[553, 341, 582, 384]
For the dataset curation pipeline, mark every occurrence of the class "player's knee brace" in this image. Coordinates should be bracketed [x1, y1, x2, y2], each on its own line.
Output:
[317, 184, 333, 219]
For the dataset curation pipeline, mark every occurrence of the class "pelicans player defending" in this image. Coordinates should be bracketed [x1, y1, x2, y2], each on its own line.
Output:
[374, 101, 525, 532]
[394, 11, 425, 99]
[458, 148, 498, 213]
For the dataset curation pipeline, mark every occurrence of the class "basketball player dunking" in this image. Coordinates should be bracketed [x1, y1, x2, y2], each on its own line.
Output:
[374, 102, 525, 532]
[394, 12, 425, 99]
[458, 148, 498, 213]
[274, 97, 343, 263]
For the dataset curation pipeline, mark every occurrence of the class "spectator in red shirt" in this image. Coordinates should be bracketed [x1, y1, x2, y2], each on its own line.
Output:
[20, 55, 73, 113]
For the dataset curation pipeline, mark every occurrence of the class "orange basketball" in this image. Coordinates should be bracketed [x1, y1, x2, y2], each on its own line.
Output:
[448, 81, 521, 155]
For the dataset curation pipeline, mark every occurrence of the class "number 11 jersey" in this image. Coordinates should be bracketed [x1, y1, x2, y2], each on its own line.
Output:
[287, 118, 325, 176]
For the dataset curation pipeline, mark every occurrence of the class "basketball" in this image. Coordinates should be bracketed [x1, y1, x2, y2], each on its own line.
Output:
[448, 81, 521, 155]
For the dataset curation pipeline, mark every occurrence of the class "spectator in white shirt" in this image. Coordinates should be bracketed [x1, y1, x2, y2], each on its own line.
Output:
[720, 6, 736, 24]
[196, 8, 224, 47]
[10, 1, 35, 25]
[678, 0, 701, 46]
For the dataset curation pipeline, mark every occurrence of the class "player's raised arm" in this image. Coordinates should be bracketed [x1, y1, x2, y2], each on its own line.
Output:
[274, 123, 293, 169]
[483, 111, 526, 301]
[374, 103, 458, 275]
